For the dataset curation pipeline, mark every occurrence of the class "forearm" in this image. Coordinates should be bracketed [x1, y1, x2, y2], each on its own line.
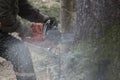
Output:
[0, 12, 18, 32]
[18, 0, 48, 23]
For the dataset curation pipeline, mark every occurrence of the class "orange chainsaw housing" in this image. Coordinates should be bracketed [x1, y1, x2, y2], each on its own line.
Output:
[22, 23, 46, 42]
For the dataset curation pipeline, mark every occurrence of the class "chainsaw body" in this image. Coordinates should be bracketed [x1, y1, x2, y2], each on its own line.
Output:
[22, 19, 60, 43]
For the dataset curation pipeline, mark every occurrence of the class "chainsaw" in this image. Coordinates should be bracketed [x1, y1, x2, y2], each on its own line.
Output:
[23, 20, 73, 49]
[21, 18, 60, 41]
[23, 19, 61, 51]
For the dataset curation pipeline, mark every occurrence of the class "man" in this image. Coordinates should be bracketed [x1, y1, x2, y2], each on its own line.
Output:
[0, 0, 57, 80]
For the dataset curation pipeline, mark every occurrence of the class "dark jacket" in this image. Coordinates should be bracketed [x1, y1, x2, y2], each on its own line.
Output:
[0, 0, 47, 32]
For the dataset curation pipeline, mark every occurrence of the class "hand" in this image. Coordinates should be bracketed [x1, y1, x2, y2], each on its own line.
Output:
[44, 17, 58, 30]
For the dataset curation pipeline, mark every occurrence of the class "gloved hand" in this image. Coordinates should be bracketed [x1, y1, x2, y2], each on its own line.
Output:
[44, 17, 58, 30]
[22, 23, 44, 42]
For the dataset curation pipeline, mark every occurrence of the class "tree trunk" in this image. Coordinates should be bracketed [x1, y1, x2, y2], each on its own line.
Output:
[69, 0, 120, 80]
[60, 0, 77, 33]
[75, 0, 120, 41]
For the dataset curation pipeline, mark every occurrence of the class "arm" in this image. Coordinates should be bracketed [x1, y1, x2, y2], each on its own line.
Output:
[18, 0, 48, 23]
[0, 0, 18, 32]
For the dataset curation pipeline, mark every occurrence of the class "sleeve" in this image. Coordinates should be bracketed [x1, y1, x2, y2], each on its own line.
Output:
[0, 0, 17, 29]
[0, 0, 17, 32]
[18, 0, 48, 23]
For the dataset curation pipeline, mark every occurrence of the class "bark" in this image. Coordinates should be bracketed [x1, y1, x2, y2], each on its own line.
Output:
[60, 0, 77, 33]
[75, 0, 120, 41]
[70, 0, 120, 80]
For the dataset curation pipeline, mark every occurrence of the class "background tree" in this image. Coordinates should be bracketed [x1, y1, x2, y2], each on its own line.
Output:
[60, 0, 77, 33]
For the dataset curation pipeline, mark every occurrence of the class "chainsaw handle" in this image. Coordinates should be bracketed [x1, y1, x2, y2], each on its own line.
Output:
[43, 20, 50, 36]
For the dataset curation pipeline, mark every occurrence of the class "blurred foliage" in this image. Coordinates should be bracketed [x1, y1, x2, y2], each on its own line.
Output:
[38, 5, 60, 21]
[29, 0, 60, 21]
[55, 0, 60, 2]
[19, 0, 60, 25]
